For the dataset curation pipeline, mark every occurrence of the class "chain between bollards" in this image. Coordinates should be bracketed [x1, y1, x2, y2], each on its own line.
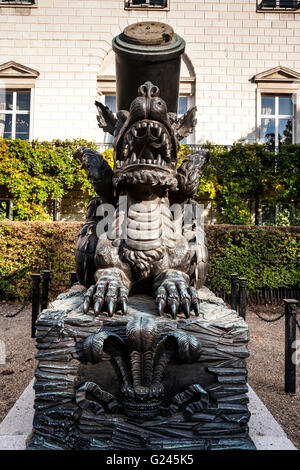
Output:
[284, 299, 298, 394]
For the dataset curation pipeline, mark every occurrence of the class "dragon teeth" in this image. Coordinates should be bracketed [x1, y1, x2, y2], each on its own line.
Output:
[142, 122, 147, 128]
[141, 159, 146, 164]
[132, 127, 138, 137]
[157, 127, 162, 137]
[131, 153, 137, 163]
[157, 155, 162, 165]
[147, 159, 152, 164]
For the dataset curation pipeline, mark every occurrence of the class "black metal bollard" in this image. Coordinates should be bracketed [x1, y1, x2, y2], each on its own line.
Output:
[31, 273, 41, 338]
[69, 271, 78, 288]
[284, 299, 298, 394]
[231, 273, 238, 311]
[41, 270, 51, 311]
[238, 278, 247, 319]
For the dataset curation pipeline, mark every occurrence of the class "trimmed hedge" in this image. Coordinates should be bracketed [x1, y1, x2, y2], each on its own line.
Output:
[0, 221, 299, 301]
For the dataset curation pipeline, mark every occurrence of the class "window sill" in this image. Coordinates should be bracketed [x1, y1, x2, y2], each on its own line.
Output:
[256, 8, 300, 12]
[124, 7, 169, 11]
[0, 2, 37, 8]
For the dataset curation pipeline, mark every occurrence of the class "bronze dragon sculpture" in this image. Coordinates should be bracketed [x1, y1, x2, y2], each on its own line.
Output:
[75, 81, 208, 319]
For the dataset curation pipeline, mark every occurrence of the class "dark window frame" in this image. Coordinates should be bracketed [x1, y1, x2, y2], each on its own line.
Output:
[124, 0, 169, 10]
[0, 0, 36, 7]
[257, 0, 300, 11]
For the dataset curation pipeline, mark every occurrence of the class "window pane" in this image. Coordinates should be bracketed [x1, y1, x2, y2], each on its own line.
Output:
[0, 90, 13, 111]
[261, 118, 275, 148]
[15, 114, 30, 139]
[105, 95, 116, 113]
[278, 118, 293, 146]
[16, 91, 30, 111]
[150, 0, 166, 5]
[261, 0, 276, 6]
[0, 113, 12, 138]
[279, 95, 293, 115]
[261, 96, 275, 115]
[178, 97, 188, 115]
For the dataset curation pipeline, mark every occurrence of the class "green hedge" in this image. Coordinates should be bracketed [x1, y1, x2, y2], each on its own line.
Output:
[0, 138, 299, 225]
[0, 221, 298, 301]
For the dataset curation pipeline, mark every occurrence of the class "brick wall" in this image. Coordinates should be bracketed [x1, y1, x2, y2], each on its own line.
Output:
[0, 0, 300, 144]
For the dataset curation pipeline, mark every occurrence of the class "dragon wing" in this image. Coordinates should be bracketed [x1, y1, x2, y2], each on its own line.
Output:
[95, 100, 117, 136]
[74, 147, 115, 287]
[170, 150, 209, 204]
[73, 146, 115, 204]
[169, 106, 197, 142]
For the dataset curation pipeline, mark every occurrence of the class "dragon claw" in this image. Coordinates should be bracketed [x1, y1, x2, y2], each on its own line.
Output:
[155, 272, 201, 319]
[82, 269, 129, 317]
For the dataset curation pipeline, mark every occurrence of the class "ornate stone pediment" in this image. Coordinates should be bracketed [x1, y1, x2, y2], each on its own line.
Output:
[0, 61, 39, 79]
[253, 66, 300, 82]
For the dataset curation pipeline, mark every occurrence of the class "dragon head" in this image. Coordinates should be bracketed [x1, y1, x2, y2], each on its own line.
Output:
[95, 81, 197, 197]
[114, 81, 178, 175]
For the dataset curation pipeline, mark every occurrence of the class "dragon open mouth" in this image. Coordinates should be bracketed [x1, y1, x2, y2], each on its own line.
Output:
[115, 120, 174, 172]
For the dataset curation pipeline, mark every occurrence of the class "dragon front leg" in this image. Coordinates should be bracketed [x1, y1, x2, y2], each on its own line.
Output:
[154, 270, 201, 319]
[83, 268, 131, 317]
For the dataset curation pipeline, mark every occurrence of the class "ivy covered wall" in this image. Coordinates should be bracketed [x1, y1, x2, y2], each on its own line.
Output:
[0, 139, 299, 225]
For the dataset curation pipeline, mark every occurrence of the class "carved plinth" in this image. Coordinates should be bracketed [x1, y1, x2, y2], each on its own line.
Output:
[27, 285, 256, 450]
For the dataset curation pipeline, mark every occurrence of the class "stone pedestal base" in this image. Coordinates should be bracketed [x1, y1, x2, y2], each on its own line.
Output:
[27, 285, 256, 450]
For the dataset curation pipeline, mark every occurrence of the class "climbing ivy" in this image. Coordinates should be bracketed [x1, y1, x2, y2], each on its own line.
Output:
[0, 139, 299, 224]
[0, 138, 98, 220]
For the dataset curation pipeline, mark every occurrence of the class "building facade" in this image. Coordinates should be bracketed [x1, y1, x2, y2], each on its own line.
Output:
[0, 0, 299, 220]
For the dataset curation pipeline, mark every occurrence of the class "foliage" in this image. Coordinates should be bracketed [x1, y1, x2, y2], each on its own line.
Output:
[0, 138, 99, 220]
[193, 142, 300, 225]
[0, 221, 298, 301]
[0, 139, 299, 224]
[205, 225, 300, 293]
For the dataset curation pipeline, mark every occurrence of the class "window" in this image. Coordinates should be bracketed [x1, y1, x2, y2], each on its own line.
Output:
[257, 0, 300, 11]
[0, 0, 35, 5]
[125, 0, 168, 9]
[0, 90, 31, 140]
[260, 94, 294, 150]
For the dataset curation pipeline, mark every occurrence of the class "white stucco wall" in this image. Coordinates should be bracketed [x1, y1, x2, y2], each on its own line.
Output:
[0, 0, 300, 144]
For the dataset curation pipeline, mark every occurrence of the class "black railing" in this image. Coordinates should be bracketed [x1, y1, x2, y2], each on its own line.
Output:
[257, 0, 300, 10]
[96, 142, 231, 153]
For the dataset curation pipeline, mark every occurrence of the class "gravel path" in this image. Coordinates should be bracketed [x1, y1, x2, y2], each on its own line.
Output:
[0, 301, 299, 448]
